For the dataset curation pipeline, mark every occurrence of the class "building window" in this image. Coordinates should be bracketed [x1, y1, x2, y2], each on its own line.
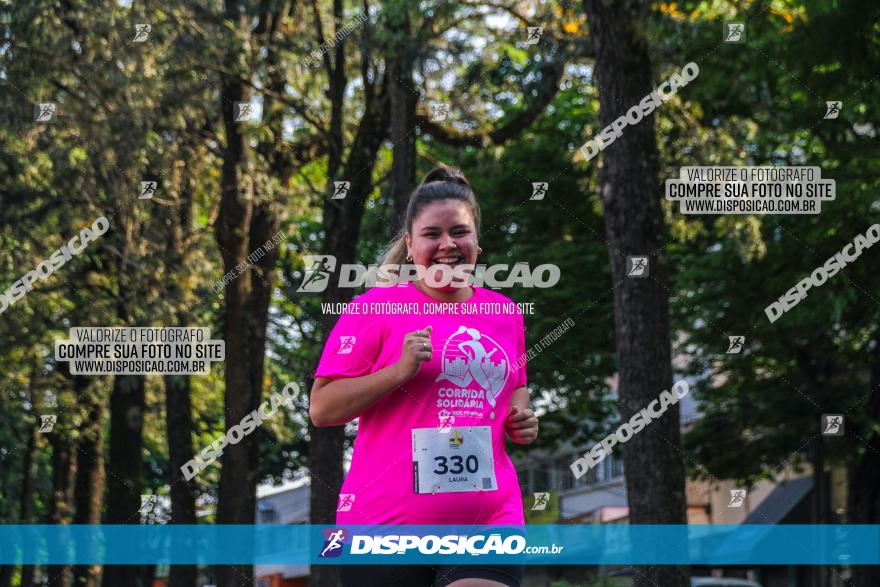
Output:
[533, 466, 549, 491]
[560, 459, 575, 491]
[581, 463, 599, 486]
[258, 504, 278, 524]
[557, 453, 612, 492]
[610, 454, 624, 480]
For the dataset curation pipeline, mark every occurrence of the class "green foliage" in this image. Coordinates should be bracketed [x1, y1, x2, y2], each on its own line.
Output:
[654, 0, 880, 484]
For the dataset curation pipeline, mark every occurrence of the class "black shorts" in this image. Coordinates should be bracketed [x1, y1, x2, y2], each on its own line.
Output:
[337, 563, 524, 587]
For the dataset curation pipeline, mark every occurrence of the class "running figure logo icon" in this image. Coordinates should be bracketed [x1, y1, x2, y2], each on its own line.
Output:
[35, 102, 57, 123]
[822, 414, 844, 436]
[824, 101, 842, 119]
[435, 326, 510, 417]
[724, 22, 746, 43]
[133, 24, 151, 42]
[337, 494, 355, 512]
[297, 255, 336, 292]
[438, 409, 455, 432]
[432, 103, 450, 122]
[39, 415, 56, 433]
[140, 181, 158, 200]
[530, 182, 548, 200]
[235, 102, 257, 122]
[139, 494, 157, 514]
[525, 27, 543, 45]
[319, 529, 347, 558]
[532, 492, 549, 511]
[727, 336, 745, 354]
[337, 336, 356, 355]
[332, 181, 350, 199]
[728, 489, 746, 508]
[626, 256, 649, 277]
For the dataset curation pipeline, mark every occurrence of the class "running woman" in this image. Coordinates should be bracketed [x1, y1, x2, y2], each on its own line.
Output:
[310, 166, 539, 587]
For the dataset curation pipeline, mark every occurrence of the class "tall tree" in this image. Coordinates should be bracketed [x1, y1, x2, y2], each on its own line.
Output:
[306, 0, 390, 576]
[665, 4, 880, 585]
[387, 1, 418, 234]
[102, 375, 146, 587]
[71, 376, 104, 587]
[0, 353, 42, 587]
[161, 139, 202, 587]
[849, 320, 880, 587]
[583, 1, 688, 586]
[47, 416, 77, 587]
[213, 1, 287, 585]
[212, 0, 260, 578]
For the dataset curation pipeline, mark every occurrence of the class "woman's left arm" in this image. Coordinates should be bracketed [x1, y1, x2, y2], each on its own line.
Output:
[505, 386, 539, 444]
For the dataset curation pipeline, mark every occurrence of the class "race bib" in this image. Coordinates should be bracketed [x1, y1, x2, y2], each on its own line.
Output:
[412, 426, 497, 494]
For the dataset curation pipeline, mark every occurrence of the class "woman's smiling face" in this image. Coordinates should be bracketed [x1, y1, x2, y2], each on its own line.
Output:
[405, 200, 479, 292]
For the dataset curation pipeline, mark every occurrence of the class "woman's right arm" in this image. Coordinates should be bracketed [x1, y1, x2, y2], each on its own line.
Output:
[309, 326, 433, 426]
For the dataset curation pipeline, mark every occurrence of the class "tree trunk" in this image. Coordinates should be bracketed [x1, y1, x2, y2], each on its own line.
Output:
[810, 432, 827, 587]
[582, 0, 689, 585]
[162, 369, 197, 587]
[0, 355, 41, 587]
[162, 132, 199, 587]
[164, 372, 198, 587]
[19, 419, 38, 587]
[388, 5, 417, 235]
[101, 374, 146, 587]
[163, 374, 198, 587]
[848, 322, 880, 587]
[213, 77, 256, 587]
[47, 427, 78, 587]
[72, 376, 105, 587]
[214, 3, 282, 586]
[309, 70, 390, 587]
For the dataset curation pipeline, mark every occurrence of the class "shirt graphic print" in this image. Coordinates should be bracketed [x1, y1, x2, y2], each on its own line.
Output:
[314, 281, 527, 525]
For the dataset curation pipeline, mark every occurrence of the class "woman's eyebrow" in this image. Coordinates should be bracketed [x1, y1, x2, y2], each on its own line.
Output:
[419, 223, 471, 232]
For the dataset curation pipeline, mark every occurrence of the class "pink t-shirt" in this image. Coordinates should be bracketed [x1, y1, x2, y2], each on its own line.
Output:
[314, 281, 528, 525]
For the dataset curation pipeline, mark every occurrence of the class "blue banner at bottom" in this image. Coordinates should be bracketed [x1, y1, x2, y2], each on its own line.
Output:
[0, 525, 877, 565]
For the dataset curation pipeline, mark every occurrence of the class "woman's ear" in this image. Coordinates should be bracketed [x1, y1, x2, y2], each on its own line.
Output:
[404, 232, 412, 253]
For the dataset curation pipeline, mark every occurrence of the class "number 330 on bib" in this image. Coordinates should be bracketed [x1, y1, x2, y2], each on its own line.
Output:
[412, 426, 497, 494]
